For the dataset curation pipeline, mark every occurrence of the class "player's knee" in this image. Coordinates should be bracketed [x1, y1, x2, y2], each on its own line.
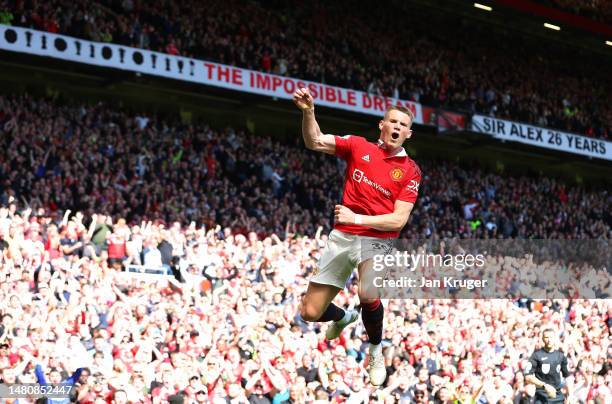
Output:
[358, 284, 381, 304]
[299, 300, 321, 322]
[358, 294, 376, 306]
[359, 298, 382, 312]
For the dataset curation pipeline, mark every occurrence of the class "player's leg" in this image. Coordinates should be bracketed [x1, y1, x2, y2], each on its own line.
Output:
[299, 281, 359, 342]
[299, 230, 359, 331]
[298, 281, 343, 321]
[357, 260, 384, 350]
[357, 258, 386, 386]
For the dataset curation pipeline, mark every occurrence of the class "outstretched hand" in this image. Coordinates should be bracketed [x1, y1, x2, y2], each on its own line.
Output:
[293, 87, 314, 111]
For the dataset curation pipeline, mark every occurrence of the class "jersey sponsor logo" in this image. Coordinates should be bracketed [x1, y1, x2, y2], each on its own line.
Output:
[541, 363, 550, 374]
[406, 179, 420, 193]
[389, 167, 404, 181]
[352, 169, 391, 197]
[362, 154, 370, 162]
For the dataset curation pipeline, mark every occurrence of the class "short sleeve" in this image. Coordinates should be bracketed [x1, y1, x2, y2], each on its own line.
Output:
[560, 353, 570, 377]
[397, 162, 422, 203]
[524, 352, 537, 376]
[334, 135, 353, 160]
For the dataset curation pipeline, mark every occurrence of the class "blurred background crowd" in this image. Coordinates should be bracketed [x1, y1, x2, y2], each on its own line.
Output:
[0, 93, 610, 403]
[1, 94, 609, 240]
[1, 203, 611, 403]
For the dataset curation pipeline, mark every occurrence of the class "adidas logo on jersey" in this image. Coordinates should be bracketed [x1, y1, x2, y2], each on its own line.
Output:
[362, 154, 370, 162]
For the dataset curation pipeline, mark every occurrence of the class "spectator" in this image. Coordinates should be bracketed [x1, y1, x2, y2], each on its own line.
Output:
[35, 363, 84, 404]
[0, 93, 608, 402]
[2, 0, 610, 139]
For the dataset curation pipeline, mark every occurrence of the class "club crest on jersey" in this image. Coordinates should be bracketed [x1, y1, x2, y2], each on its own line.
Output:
[541, 363, 550, 374]
[389, 167, 404, 181]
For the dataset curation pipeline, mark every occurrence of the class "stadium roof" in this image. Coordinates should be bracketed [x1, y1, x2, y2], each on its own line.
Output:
[407, 0, 612, 59]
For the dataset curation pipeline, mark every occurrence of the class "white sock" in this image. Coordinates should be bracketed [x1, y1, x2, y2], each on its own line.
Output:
[369, 343, 382, 357]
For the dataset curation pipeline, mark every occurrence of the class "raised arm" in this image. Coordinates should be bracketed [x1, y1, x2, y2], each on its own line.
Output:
[314, 225, 323, 241]
[65, 367, 84, 386]
[61, 209, 72, 228]
[35, 364, 48, 386]
[13, 351, 34, 375]
[87, 214, 98, 240]
[293, 88, 336, 154]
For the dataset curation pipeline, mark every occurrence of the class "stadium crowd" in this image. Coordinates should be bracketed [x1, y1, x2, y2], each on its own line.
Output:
[1, 205, 611, 403]
[1, 0, 610, 140]
[536, 0, 612, 24]
[0, 94, 610, 240]
[0, 93, 610, 403]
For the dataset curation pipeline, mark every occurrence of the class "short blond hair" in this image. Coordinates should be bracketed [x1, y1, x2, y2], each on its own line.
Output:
[384, 105, 415, 127]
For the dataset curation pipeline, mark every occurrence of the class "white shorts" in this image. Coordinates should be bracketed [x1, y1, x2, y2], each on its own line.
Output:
[310, 229, 394, 289]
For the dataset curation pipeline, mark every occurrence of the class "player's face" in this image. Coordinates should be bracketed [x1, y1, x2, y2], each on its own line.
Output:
[379, 109, 412, 151]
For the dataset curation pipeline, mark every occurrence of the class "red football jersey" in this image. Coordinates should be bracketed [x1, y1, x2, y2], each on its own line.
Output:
[334, 135, 421, 238]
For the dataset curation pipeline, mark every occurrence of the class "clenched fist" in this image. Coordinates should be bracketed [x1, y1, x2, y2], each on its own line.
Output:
[334, 205, 356, 225]
[544, 384, 557, 399]
[293, 87, 314, 111]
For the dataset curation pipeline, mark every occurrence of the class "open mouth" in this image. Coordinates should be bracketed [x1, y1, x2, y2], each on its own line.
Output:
[391, 132, 400, 140]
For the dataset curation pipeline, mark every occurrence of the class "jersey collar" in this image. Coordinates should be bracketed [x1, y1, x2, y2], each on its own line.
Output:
[378, 139, 408, 158]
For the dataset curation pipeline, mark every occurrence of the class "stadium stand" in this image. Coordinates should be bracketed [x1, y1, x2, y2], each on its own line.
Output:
[0, 94, 610, 402]
[0, 189, 610, 403]
[0, 1, 610, 403]
[535, 0, 612, 24]
[0, 94, 609, 240]
[2, 0, 610, 140]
